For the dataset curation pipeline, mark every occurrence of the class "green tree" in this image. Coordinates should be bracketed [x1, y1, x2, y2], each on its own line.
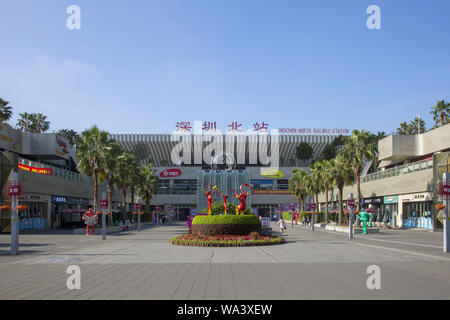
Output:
[58, 129, 80, 146]
[100, 140, 123, 224]
[330, 155, 354, 225]
[339, 129, 377, 211]
[309, 162, 325, 223]
[76, 125, 111, 212]
[409, 116, 426, 135]
[137, 163, 159, 207]
[289, 168, 309, 212]
[0, 98, 13, 123]
[115, 152, 136, 220]
[319, 135, 347, 160]
[16, 112, 33, 132]
[295, 142, 314, 163]
[310, 160, 333, 223]
[430, 100, 450, 127]
[16, 112, 50, 133]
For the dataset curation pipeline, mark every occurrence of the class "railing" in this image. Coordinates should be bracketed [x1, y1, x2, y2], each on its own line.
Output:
[361, 159, 433, 183]
[18, 158, 94, 184]
[157, 188, 196, 195]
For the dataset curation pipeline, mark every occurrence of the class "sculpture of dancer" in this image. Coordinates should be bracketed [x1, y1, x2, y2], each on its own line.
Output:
[82, 208, 97, 236]
[356, 210, 373, 235]
[229, 183, 252, 215]
[213, 185, 229, 215]
[203, 181, 216, 215]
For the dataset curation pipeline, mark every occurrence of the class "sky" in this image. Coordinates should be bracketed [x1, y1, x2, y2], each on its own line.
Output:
[0, 0, 449, 135]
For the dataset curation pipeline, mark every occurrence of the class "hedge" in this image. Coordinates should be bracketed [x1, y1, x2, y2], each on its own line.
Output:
[191, 215, 261, 235]
[192, 215, 260, 225]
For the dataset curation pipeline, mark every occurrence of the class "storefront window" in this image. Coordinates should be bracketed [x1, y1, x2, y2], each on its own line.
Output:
[402, 201, 433, 229]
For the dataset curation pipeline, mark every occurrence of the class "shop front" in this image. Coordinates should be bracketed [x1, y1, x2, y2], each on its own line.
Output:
[18, 193, 50, 231]
[400, 192, 433, 230]
[51, 195, 68, 229]
[382, 195, 399, 227]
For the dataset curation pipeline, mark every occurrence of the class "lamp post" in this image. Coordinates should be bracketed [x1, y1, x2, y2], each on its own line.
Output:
[100, 192, 108, 240]
[443, 173, 450, 253]
[9, 172, 21, 255]
[137, 199, 142, 232]
[348, 193, 355, 240]
[310, 202, 316, 232]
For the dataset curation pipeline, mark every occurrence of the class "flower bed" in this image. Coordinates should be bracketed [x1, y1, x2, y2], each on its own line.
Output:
[170, 234, 285, 247]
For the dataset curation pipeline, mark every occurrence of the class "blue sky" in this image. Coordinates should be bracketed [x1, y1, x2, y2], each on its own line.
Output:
[0, 0, 449, 134]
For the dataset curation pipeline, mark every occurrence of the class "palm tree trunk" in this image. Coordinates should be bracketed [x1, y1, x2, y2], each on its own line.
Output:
[131, 185, 135, 212]
[356, 168, 361, 211]
[107, 180, 113, 225]
[338, 184, 344, 225]
[122, 186, 127, 221]
[315, 193, 319, 223]
[325, 186, 329, 223]
[441, 114, 444, 126]
[93, 171, 98, 212]
[146, 192, 150, 206]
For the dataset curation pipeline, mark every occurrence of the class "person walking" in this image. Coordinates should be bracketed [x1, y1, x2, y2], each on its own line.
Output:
[279, 217, 287, 235]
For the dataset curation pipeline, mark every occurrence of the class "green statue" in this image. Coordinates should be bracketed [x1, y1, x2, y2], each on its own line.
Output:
[356, 210, 373, 235]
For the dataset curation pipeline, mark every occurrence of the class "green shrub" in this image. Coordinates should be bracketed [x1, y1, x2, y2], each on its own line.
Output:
[192, 215, 260, 225]
[191, 215, 261, 235]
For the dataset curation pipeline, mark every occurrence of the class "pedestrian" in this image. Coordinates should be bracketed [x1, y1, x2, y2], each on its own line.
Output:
[278, 217, 287, 235]
[306, 216, 310, 226]
[302, 216, 306, 227]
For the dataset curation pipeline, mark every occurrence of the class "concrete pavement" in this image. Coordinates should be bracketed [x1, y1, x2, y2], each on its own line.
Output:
[0, 222, 449, 299]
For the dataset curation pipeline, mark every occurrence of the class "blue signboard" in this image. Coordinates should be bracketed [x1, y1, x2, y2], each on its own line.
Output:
[52, 195, 68, 203]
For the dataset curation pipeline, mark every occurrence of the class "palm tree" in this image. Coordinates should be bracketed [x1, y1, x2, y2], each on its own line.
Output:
[409, 116, 426, 135]
[0, 98, 13, 123]
[30, 113, 50, 133]
[137, 163, 159, 207]
[431, 100, 450, 127]
[16, 112, 33, 132]
[330, 155, 354, 225]
[129, 161, 141, 212]
[340, 129, 377, 211]
[311, 160, 333, 223]
[115, 152, 136, 220]
[76, 125, 111, 212]
[58, 129, 80, 146]
[101, 140, 123, 224]
[309, 162, 324, 223]
[289, 168, 309, 213]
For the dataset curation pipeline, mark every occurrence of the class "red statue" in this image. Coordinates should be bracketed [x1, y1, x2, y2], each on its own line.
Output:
[82, 208, 97, 235]
[203, 181, 216, 215]
[213, 185, 229, 215]
[229, 183, 252, 215]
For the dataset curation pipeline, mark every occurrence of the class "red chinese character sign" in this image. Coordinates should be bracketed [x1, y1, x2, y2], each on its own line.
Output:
[7, 183, 22, 198]
[348, 199, 355, 208]
[309, 203, 317, 210]
[439, 182, 450, 199]
[99, 199, 108, 209]
[136, 204, 143, 210]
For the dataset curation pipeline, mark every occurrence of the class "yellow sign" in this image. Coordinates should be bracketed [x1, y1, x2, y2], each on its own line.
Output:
[261, 169, 284, 178]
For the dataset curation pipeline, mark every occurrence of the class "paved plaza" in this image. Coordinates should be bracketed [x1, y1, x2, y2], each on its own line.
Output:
[0, 223, 449, 300]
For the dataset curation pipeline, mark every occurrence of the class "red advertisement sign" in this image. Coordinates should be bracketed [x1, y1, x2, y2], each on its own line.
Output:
[7, 184, 22, 197]
[18, 163, 53, 175]
[99, 200, 108, 208]
[348, 199, 355, 207]
[136, 204, 143, 210]
[160, 168, 182, 178]
[309, 203, 317, 210]
[441, 183, 450, 196]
